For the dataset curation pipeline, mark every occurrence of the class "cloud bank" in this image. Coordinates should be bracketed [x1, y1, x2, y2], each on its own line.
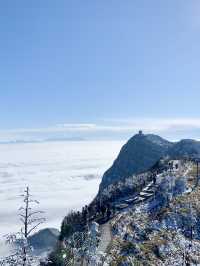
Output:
[0, 118, 200, 142]
[0, 140, 123, 238]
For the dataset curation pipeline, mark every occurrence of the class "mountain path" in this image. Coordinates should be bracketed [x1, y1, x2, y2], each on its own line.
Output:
[96, 181, 156, 255]
[96, 161, 192, 261]
[97, 221, 112, 254]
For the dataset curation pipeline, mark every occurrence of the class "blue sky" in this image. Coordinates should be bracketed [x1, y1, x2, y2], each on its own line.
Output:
[0, 1, 200, 141]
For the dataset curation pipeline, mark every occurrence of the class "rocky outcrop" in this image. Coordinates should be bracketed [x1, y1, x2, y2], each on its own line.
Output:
[98, 132, 200, 193]
[99, 132, 172, 192]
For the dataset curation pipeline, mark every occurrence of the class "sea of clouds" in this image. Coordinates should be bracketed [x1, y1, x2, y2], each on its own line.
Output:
[0, 140, 123, 242]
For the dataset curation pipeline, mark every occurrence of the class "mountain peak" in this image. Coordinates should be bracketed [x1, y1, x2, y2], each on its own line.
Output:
[99, 133, 172, 192]
[98, 133, 200, 193]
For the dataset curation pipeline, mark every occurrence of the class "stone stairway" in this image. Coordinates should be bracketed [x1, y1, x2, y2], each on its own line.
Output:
[133, 181, 156, 204]
[126, 181, 156, 204]
[115, 180, 159, 210]
[114, 160, 191, 211]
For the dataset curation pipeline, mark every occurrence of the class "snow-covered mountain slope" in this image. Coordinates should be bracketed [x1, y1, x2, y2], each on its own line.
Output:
[44, 134, 200, 266]
[102, 160, 200, 265]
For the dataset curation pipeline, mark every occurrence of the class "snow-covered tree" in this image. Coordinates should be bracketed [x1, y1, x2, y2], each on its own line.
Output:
[0, 186, 45, 266]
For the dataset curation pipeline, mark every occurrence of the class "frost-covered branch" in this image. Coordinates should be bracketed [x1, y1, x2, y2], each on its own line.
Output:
[0, 186, 45, 266]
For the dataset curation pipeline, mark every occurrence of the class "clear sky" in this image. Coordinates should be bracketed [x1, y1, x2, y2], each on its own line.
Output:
[0, 1, 200, 141]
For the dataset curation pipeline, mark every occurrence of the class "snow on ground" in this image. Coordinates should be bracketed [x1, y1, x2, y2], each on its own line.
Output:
[104, 161, 200, 265]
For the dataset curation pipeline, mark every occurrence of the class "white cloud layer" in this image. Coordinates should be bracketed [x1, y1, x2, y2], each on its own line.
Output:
[0, 118, 200, 142]
[0, 141, 123, 239]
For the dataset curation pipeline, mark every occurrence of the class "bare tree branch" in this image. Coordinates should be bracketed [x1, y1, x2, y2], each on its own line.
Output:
[1, 186, 45, 266]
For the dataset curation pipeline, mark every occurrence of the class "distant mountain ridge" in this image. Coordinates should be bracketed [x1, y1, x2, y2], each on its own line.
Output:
[0, 137, 85, 144]
[99, 132, 200, 192]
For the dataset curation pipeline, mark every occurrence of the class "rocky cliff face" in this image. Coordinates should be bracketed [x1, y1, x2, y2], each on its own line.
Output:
[99, 133, 200, 193]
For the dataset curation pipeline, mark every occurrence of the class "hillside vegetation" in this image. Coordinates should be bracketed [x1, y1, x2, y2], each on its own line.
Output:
[44, 133, 200, 265]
